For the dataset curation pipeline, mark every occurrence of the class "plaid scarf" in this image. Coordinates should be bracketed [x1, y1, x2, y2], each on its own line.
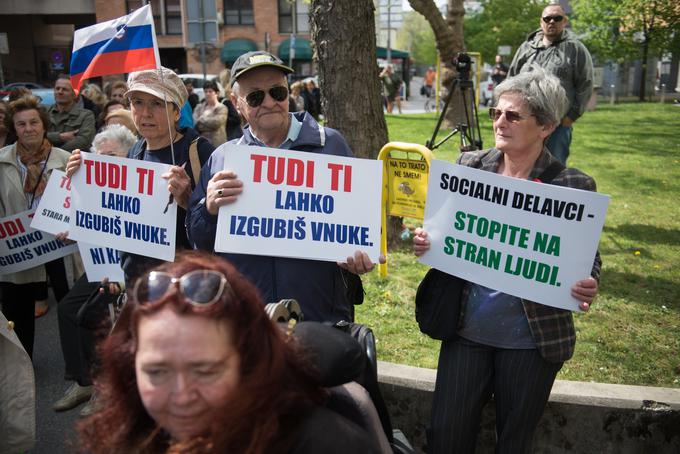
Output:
[17, 137, 52, 198]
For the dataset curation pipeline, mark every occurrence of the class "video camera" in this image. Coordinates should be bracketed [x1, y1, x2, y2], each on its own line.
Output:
[426, 51, 482, 152]
[453, 52, 472, 80]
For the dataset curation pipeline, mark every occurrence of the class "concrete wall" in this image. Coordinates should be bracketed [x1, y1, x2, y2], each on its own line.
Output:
[378, 361, 680, 454]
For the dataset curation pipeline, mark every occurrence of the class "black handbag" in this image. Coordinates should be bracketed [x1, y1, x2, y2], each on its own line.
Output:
[415, 268, 466, 340]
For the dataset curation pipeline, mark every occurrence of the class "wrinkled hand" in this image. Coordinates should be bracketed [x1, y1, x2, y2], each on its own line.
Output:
[413, 227, 431, 257]
[571, 277, 598, 312]
[66, 149, 82, 178]
[338, 251, 386, 275]
[60, 129, 79, 142]
[100, 277, 123, 295]
[55, 231, 74, 245]
[206, 170, 243, 215]
[162, 165, 192, 209]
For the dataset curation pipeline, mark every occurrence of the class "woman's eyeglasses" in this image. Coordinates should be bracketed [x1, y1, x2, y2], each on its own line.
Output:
[133, 270, 230, 307]
[488, 108, 533, 123]
[242, 86, 289, 108]
[542, 15, 564, 23]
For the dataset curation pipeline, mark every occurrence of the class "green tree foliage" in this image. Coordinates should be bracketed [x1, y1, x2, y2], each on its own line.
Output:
[396, 11, 438, 67]
[464, 0, 546, 67]
[572, 0, 680, 62]
[572, 0, 680, 100]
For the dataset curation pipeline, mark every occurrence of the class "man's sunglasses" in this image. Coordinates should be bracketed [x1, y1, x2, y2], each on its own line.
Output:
[542, 15, 564, 23]
[133, 270, 230, 307]
[243, 86, 289, 108]
[488, 108, 533, 123]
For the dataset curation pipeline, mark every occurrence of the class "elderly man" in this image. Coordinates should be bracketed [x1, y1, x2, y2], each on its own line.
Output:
[509, 3, 593, 165]
[187, 51, 377, 323]
[46, 75, 96, 152]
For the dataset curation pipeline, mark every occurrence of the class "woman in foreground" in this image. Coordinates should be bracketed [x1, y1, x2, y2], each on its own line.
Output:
[78, 250, 378, 453]
[414, 67, 601, 453]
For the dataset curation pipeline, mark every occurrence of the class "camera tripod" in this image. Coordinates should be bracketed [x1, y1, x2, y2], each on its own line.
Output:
[426, 54, 483, 153]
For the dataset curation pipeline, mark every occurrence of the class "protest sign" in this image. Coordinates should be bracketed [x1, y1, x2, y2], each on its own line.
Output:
[68, 153, 177, 262]
[0, 210, 78, 275]
[215, 145, 382, 262]
[420, 161, 610, 311]
[385, 157, 429, 219]
[78, 242, 125, 282]
[30, 170, 71, 235]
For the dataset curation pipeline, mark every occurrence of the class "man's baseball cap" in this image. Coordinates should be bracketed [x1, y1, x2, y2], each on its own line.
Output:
[230, 51, 294, 87]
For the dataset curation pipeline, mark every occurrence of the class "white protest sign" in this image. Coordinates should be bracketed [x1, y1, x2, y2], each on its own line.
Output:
[0, 210, 78, 275]
[30, 170, 71, 235]
[215, 145, 382, 262]
[420, 161, 610, 311]
[68, 153, 177, 262]
[78, 242, 125, 282]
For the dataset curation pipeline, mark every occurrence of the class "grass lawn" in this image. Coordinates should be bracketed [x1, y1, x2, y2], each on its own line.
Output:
[355, 102, 680, 388]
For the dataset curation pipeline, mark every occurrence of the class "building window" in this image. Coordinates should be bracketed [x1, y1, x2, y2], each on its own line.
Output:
[126, 0, 181, 35]
[224, 0, 254, 26]
[278, 0, 310, 34]
[165, 0, 182, 35]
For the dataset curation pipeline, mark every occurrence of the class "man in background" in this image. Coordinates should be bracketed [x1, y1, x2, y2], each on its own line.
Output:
[509, 2, 593, 164]
[491, 55, 508, 86]
[47, 75, 96, 152]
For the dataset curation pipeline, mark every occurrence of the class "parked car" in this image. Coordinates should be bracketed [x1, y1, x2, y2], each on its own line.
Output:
[0, 82, 46, 98]
[178, 74, 225, 101]
[31, 88, 55, 107]
[1, 87, 54, 106]
[478, 76, 494, 107]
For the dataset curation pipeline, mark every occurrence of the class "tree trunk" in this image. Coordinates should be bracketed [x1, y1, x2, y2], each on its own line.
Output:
[310, 0, 403, 247]
[310, 0, 388, 159]
[409, 0, 469, 136]
[638, 38, 649, 101]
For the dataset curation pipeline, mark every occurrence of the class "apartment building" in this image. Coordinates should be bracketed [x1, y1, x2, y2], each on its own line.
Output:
[0, 0, 315, 85]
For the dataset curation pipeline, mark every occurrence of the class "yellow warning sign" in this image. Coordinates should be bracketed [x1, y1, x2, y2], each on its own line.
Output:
[386, 158, 428, 219]
[377, 142, 434, 277]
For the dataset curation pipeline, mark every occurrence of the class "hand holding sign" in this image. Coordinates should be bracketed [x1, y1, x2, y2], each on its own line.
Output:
[207, 170, 243, 214]
[66, 149, 83, 179]
[161, 164, 192, 209]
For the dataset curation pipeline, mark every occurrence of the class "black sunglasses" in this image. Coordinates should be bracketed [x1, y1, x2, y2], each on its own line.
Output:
[133, 270, 230, 307]
[542, 15, 564, 23]
[488, 107, 533, 123]
[243, 86, 289, 107]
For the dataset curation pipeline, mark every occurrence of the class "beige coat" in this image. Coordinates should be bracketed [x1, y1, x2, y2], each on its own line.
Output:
[0, 312, 35, 453]
[0, 142, 70, 284]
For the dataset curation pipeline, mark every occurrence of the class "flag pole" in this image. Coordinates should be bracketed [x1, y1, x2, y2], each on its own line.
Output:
[158, 68, 177, 167]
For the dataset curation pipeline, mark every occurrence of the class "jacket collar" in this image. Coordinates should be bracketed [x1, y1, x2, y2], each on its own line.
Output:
[483, 146, 556, 180]
[240, 111, 325, 149]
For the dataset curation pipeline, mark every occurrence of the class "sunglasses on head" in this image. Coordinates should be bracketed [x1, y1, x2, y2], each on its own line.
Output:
[542, 15, 564, 23]
[133, 270, 230, 307]
[243, 86, 289, 108]
[488, 107, 533, 123]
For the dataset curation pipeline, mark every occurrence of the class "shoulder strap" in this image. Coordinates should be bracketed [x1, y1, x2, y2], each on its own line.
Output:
[536, 160, 565, 184]
[188, 138, 201, 187]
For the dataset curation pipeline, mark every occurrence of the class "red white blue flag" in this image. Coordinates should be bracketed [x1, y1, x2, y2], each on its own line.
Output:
[70, 4, 160, 93]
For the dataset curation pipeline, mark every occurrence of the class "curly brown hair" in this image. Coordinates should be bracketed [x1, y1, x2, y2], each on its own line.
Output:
[7, 95, 51, 137]
[77, 251, 326, 454]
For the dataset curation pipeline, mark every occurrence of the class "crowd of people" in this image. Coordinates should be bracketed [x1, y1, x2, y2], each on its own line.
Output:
[1, 5, 601, 448]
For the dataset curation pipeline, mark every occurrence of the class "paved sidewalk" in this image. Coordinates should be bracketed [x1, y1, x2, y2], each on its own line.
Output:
[31, 290, 81, 454]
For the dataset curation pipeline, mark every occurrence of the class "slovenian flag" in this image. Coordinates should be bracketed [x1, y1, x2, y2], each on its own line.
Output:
[70, 4, 160, 93]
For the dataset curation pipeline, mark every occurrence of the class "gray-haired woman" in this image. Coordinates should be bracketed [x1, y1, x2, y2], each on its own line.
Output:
[90, 123, 137, 156]
[413, 67, 601, 453]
